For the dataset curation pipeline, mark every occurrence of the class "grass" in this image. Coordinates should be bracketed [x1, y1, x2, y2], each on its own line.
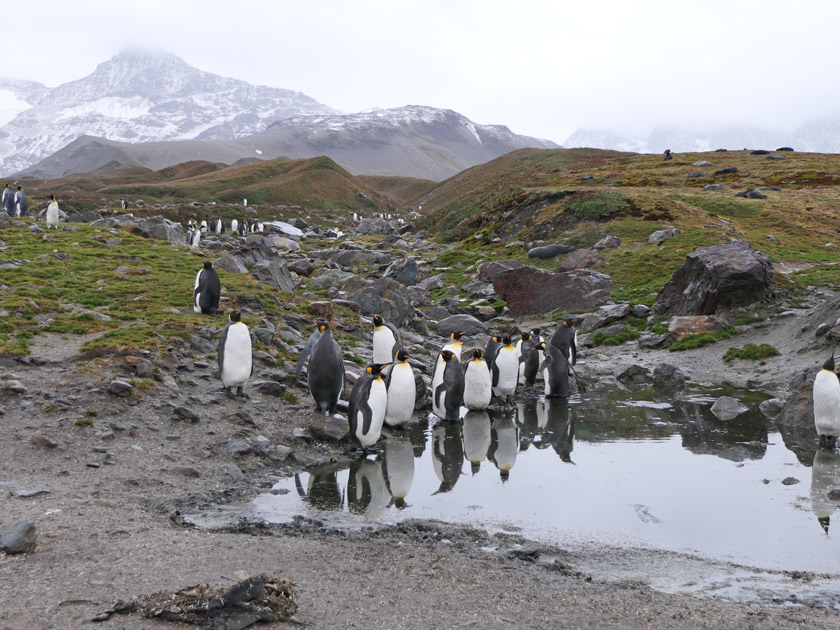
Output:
[592, 329, 641, 346]
[723, 343, 780, 362]
[669, 327, 735, 352]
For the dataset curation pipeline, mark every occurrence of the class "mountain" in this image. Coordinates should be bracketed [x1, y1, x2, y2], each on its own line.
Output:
[0, 49, 336, 176]
[19, 105, 559, 182]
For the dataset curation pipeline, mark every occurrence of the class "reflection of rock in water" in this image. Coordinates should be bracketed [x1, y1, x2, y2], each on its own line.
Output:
[462, 410, 491, 475]
[487, 408, 519, 482]
[294, 463, 343, 511]
[347, 456, 391, 515]
[774, 421, 818, 466]
[811, 449, 840, 534]
[673, 400, 768, 462]
[543, 398, 575, 463]
[432, 422, 465, 493]
[383, 436, 415, 509]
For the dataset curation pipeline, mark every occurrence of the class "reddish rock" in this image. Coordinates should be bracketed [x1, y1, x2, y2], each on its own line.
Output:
[477, 260, 523, 281]
[561, 248, 599, 270]
[308, 301, 334, 320]
[289, 259, 315, 277]
[594, 235, 621, 249]
[493, 266, 611, 316]
[667, 315, 730, 340]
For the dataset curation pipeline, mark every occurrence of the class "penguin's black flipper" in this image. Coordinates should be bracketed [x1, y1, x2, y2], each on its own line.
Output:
[434, 382, 446, 409]
[386, 322, 402, 360]
[296, 330, 322, 382]
[217, 324, 230, 375]
[490, 362, 500, 388]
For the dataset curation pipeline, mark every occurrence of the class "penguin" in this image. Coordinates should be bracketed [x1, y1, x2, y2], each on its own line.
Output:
[348, 363, 389, 451]
[383, 435, 414, 508]
[217, 309, 253, 399]
[120, 198, 128, 210]
[432, 349, 464, 422]
[238, 220, 248, 236]
[14, 186, 27, 217]
[2, 183, 13, 216]
[372, 314, 401, 364]
[534, 341, 571, 398]
[463, 348, 492, 411]
[187, 225, 201, 248]
[431, 331, 467, 403]
[307, 320, 345, 415]
[230, 218, 239, 235]
[488, 410, 519, 482]
[199, 219, 208, 235]
[347, 455, 391, 515]
[462, 409, 491, 475]
[491, 335, 519, 404]
[193, 261, 221, 315]
[295, 326, 322, 383]
[516, 330, 540, 387]
[45, 194, 59, 229]
[384, 350, 415, 428]
[550, 320, 577, 366]
[810, 448, 840, 534]
[484, 334, 502, 370]
[813, 353, 840, 448]
[431, 421, 465, 493]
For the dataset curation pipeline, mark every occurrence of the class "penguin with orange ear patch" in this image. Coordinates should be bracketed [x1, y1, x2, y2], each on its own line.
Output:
[349, 363, 390, 451]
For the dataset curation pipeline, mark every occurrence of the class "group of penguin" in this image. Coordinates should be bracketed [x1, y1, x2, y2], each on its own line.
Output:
[2, 183, 28, 217]
[186, 218, 266, 248]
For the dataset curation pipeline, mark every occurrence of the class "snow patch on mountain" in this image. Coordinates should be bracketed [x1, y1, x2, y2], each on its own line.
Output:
[0, 90, 31, 127]
[56, 96, 152, 121]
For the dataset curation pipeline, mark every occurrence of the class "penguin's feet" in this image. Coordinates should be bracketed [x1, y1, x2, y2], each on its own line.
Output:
[236, 387, 249, 399]
[224, 388, 236, 400]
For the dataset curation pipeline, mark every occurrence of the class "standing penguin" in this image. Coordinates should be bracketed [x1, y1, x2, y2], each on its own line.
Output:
[813, 353, 840, 448]
[2, 184, 13, 216]
[484, 334, 503, 371]
[45, 194, 59, 229]
[230, 218, 239, 235]
[348, 363, 389, 451]
[534, 341, 571, 398]
[372, 314, 401, 364]
[550, 320, 577, 366]
[187, 225, 201, 248]
[199, 219, 208, 235]
[463, 348, 492, 411]
[307, 320, 345, 415]
[516, 330, 540, 387]
[491, 335, 519, 404]
[432, 350, 464, 422]
[193, 261, 221, 315]
[384, 350, 415, 427]
[218, 309, 253, 399]
[14, 186, 28, 217]
[431, 331, 467, 403]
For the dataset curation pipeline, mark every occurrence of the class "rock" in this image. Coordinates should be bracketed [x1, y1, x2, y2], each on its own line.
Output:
[692, 160, 712, 167]
[252, 327, 274, 345]
[350, 277, 418, 328]
[0, 520, 36, 554]
[288, 259, 315, 277]
[781, 477, 800, 486]
[561, 248, 599, 270]
[415, 373, 430, 410]
[735, 189, 767, 199]
[652, 363, 685, 398]
[383, 257, 420, 286]
[767, 234, 780, 244]
[435, 314, 488, 338]
[134, 216, 185, 246]
[355, 217, 395, 236]
[494, 266, 611, 317]
[190, 335, 215, 354]
[648, 227, 681, 244]
[578, 303, 631, 332]
[225, 440, 251, 456]
[125, 356, 154, 378]
[253, 381, 287, 396]
[308, 269, 357, 292]
[617, 364, 651, 386]
[477, 260, 524, 281]
[107, 380, 133, 397]
[29, 224, 44, 234]
[654, 241, 775, 316]
[172, 407, 200, 422]
[264, 220, 304, 237]
[308, 301, 334, 321]
[638, 333, 671, 349]
[174, 466, 200, 478]
[593, 235, 621, 250]
[527, 244, 575, 259]
[667, 315, 730, 340]
[710, 396, 749, 421]
[703, 184, 725, 191]
[31, 435, 58, 449]
[265, 235, 300, 252]
[308, 414, 349, 443]
[213, 253, 249, 274]
[2, 379, 26, 393]
[0, 213, 11, 229]
[714, 167, 739, 175]
[335, 249, 391, 269]
[774, 367, 818, 428]
[815, 323, 830, 337]
[415, 274, 445, 291]
[630, 304, 650, 318]
[759, 398, 785, 419]
[252, 260, 295, 292]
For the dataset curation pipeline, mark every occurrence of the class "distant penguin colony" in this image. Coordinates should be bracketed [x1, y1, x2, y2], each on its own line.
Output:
[193, 261, 221, 315]
[813, 353, 840, 449]
[218, 309, 252, 399]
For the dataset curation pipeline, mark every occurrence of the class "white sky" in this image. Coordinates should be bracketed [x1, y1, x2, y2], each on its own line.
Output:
[3, 0, 839, 143]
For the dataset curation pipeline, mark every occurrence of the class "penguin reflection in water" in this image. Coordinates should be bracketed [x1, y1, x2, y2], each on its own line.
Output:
[307, 320, 345, 415]
[810, 448, 840, 534]
[488, 409, 519, 482]
[432, 421, 465, 493]
[193, 261, 221, 315]
[348, 363, 390, 452]
[813, 353, 840, 448]
[217, 309, 252, 399]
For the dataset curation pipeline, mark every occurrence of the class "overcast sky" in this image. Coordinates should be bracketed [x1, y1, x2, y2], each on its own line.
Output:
[4, 0, 838, 143]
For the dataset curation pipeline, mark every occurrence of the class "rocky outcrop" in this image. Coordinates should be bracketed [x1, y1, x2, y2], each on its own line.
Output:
[354, 217, 395, 236]
[654, 241, 775, 316]
[561, 249, 599, 270]
[252, 260, 295, 292]
[350, 278, 419, 329]
[435, 314, 487, 338]
[493, 266, 611, 316]
[667, 315, 731, 340]
[578, 304, 631, 332]
[384, 257, 420, 286]
[477, 260, 523, 282]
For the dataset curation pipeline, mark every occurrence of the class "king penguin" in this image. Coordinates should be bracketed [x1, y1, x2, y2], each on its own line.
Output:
[348, 363, 389, 451]
[810, 448, 840, 533]
[14, 186, 27, 217]
[45, 194, 59, 229]
[307, 320, 345, 415]
[372, 314, 402, 364]
[431, 331, 467, 404]
[230, 218, 239, 234]
[516, 330, 540, 387]
[813, 353, 840, 448]
[484, 334, 502, 371]
[187, 225, 201, 249]
[534, 341, 571, 398]
[1, 183, 13, 216]
[193, 261, 221, 315]
[491, 335, 519, 404]
[432, 350, 464, 422]
[384, 350, 415, 428]
[463, 348, 492, 411]
[550, 320, 577, 366]
[218, 309, 253, 398]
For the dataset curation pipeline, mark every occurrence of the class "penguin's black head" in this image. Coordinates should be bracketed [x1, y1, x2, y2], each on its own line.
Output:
[491, 335, 501, 343]
[520, 331, 531, 341]
[502, 334, 512, 346]
[315, 319, 330, 333]
[373, 314, 384, 327]
[17, 185, 22, 191]
[48, 194, 55, 201]
[230, 309, 242, 322]
[500, 470, 510, 482]
[439, 349, 456, 362]
[367, 363, 389, 377]
[531, 327, 542, 336]
[529, 342, 546, 352]
[396, 349, 410, 362]
[203, 261, 213, 270]
[452, 331, 467, 341]
[824, 353, 835, 372]
[472, 348, 484, 360]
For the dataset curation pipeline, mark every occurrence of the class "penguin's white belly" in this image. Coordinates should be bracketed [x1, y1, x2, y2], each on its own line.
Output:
[462, 412, 491, 464]
[463, 362, 492, 410]
[543, 367, 551, 396]
[431, 362, 445, 415]
[385, 363, 415, 426]
[431, 385, 447, 420]
[356, 379, 387, 448]
[221, 325, 252, 388]
[494, 424, 518, 472]
[373, 327, 396, 363]
[384, 437, 414, 499]
[814, 371, 840, 435]
[46, 203, 58, 228]
[193, 270, 203, 313]
[493, 349, 518, 396]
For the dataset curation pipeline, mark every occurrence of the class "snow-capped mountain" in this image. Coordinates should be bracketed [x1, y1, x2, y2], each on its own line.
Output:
[22, 104, 559, 181]
[0, 49, 336, 176]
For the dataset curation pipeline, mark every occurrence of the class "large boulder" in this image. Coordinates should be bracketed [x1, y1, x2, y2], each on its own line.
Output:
[350, 277, 417, 328]
[477, 260, 523, 282]
[435, 314, 488, 338]
[654, 240, 775, 316]
[354, 217, 395, 236]
[493, 266, 611, 316]
[213, 253, 249, 274]
[578, 303, 631, 332]
[252, 260, 295, 292]
[134, 216, 185, 246]
[335, 249, 391, 269]
[561, 248, 599, 270]
[383, 257, 420, 286]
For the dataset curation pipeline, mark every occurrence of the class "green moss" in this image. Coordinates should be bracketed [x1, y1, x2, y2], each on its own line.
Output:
[723, 343, 780, 362]
[74, 417, 94, 427]
[84, 409, 99, 417]
[669, 327, 735, 352]
[566, 191, 629, 221]
[592, 329, 641, 346]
